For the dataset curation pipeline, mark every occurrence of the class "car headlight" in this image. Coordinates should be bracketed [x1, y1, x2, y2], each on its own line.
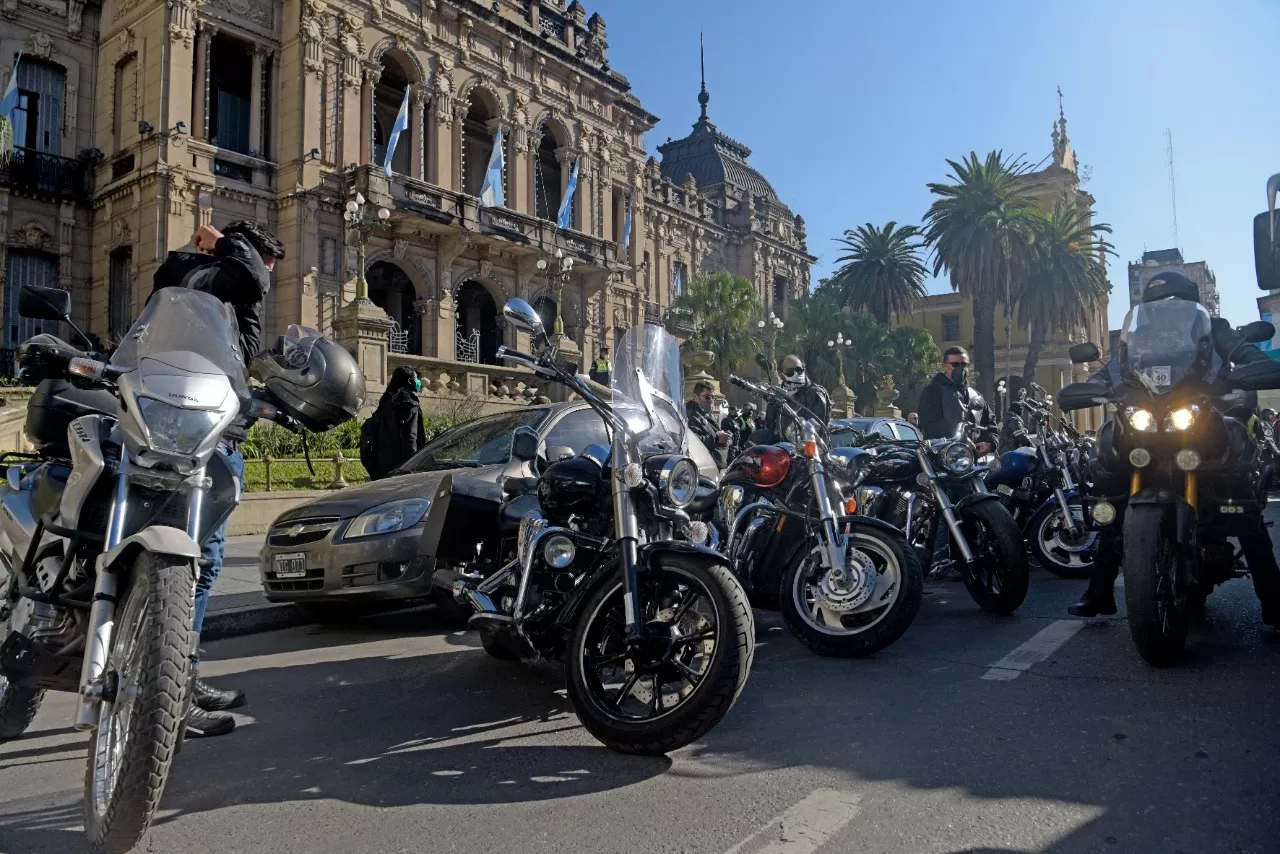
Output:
[940, 442, 974, 474]
[134, 397, 221, 455]
[1127, 407, 1156, 432]
[345, 498, 431, 539]
[1166, 406, 1197, 431]
[659, 457, 699, 507]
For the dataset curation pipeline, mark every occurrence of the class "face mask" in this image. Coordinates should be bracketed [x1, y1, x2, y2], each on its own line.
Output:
[413, 377, 422, 392]
[783, 369, 806, 389]
[950, 367, 968, 387]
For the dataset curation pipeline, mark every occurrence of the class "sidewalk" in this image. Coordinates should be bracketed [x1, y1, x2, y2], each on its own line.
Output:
[202, 534, 305, 640]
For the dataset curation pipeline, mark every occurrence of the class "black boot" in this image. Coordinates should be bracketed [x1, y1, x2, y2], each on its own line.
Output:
[1068, 585, 1117, 617]
[193, 677, 245, 712]
[184, 704, 235, 738]
[1262, 598, 1280, 629]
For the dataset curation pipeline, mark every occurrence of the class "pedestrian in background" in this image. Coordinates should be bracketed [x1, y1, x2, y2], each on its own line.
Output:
[589, 346, 612, 386]
[361, 365, 427, 480]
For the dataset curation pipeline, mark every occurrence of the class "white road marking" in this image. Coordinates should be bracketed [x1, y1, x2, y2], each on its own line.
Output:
[724, 789, 862, 854]
[981, 619, 1085, 681]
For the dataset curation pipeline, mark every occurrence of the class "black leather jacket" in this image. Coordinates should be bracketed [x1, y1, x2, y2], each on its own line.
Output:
[765, 381, 831, 439]
[917, 372, 996, 443]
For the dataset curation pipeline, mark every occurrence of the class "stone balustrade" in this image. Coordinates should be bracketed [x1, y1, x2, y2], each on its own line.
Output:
[387, 353, 548, 414]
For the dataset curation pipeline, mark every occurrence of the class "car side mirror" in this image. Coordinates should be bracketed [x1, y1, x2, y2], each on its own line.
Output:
[1239, 320, 1275, 344]
[18, 285, 72, 323]
[1068, 342, 1100, 364]
[502, 298, 546, 341]
[1058, 381, 1110, 411]
[510, 426, 540, 463]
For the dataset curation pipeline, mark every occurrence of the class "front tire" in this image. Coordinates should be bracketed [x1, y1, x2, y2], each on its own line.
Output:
[1123, 504, 1190, 667]
[1029, 499, 1097, 579]
[0, 676, 44, 741]
[565, 562, 753, 756]
[957, 500, 1029, 614]
[780, 524, 923, 657]
[84, 552, 194, 854]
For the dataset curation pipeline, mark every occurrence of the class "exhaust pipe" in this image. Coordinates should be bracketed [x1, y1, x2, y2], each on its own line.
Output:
[453, 579, 497, 614]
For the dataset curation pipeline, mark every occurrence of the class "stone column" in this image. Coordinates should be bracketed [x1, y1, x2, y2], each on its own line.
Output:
[249, 45, 266, 157]
[409, 86, 426, 180]
[334, 298, 395, 395]
[359, 68, 375, 165]
[510, 125, 530, 213]
[436, 290, 456, 359]
[413, 297, 434, 355]
[427, 103, 449, 186]
[340, 64, 364, 168]
[194, 28, 213, 139]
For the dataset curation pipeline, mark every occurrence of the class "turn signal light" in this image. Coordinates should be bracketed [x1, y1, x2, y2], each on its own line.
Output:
[843, 497, 858, 515]
[804, 440, 817, 457]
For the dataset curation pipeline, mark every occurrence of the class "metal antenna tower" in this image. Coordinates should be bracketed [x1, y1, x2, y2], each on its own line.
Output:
[1166, 128, 1179, 250]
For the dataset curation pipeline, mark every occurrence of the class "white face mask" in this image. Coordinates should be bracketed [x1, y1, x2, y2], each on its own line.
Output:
[783, 369, 806, 389]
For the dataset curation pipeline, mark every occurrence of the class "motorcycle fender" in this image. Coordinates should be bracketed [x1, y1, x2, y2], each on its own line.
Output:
[954, 492, 1004, 513]
[96, 525, 201, 575]
[1127, 488, 1196, 550]
[835, 513, 908, 539]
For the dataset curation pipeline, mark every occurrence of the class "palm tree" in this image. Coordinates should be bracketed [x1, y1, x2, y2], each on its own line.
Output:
[831, 222, 929, 323]
[1017, 202, 1115, 382]
[673, 271, 762, 381]
[924, 151, 1038, 402]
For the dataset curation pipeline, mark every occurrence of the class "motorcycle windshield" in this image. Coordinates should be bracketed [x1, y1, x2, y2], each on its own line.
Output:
[1119, 299, 1218, 393]
[111, 288, 249, 397]
[611, 324, 687, 455]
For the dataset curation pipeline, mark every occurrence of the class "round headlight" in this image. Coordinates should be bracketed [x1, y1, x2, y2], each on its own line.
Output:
[941, 442, 975, 474]
[1167, 407, 1196, 431]
[1175, 448, 1201, 471]
[1129, 447, 1152, 468]
[1092, 501, 1116, 525]
[661, 457, 699, 507]
[1127, 408, 1155, 432]
[542, 534, 576, 569]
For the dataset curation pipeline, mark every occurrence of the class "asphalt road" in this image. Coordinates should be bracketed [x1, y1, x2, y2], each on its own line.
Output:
[2, 555, 1278, 853]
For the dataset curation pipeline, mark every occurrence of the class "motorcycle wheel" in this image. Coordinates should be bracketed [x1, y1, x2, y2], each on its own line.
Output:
[565, 562, 753, 756]
[1029, 499, 1097, 579]
[0, 674, 44, 741]
[779, 524, 923, 657]
[84, 552, 193, 854]
[1123, 504, 1189, 667]
[957, 501, 1029, 614]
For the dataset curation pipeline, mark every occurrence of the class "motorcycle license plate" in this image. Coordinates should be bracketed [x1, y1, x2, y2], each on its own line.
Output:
[274, 553, 308, 579]
[1142, 365, 1172, 387]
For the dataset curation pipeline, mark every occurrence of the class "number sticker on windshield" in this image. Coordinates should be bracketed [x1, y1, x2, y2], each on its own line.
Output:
[1143, 365, 1172, 387]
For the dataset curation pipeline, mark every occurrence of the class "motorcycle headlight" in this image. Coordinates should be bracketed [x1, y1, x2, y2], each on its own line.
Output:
[344, 498, 431, 539]
[1166, 406, 1197, 432]
[542, 534, 576, 569]
[1127, 407, 1156, 432]
[940, 442, 975, 475]
[133, 397, 221, 455]
[659, 457, 699, 508]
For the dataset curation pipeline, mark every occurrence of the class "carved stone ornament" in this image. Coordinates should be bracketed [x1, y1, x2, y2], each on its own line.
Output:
[111, 218, 132, 247]
[169, 0, 197, 46]
[205, 0, 273, 28]
[393, 238, 409, 260]
[114, 0, 145, 21]
[0, 0, 14, 22]
[22, 221, 54, 251]
[25, 32, 55, 60]
[68, 0, 86, 37]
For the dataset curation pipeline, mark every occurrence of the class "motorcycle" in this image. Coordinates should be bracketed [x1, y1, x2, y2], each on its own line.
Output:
[986, 389, 1097, 578]
[447, 298, 753, 755]
[719, 375, 923, 657]
[1059, 306, 1280, 666]
[851, 421, 1030, 614]
[0, 285, 318, 852]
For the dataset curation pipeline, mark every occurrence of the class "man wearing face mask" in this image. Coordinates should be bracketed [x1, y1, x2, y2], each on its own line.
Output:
[765, 354, 832, 440]
[917, 346, 996, 454]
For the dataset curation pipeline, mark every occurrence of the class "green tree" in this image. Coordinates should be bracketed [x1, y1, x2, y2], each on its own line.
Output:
[885, 325, 942, 413]
[831, 222, 929, 324]
[674, 270, 762, 381]
[924, 151, 1038, 402]
[1017, 202, 1114, 382]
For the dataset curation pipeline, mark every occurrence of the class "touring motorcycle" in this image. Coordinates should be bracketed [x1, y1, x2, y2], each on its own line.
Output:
[446, 298, 753, 755]
[0, 285, 331, 853]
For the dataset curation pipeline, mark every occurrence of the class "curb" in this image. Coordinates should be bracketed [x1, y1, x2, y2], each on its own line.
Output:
[202, 602, 307, 641]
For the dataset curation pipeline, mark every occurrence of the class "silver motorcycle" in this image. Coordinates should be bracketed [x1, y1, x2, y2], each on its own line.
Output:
[0, 285, 292, 853]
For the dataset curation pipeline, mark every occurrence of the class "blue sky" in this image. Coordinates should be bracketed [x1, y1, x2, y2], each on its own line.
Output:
[593, 0, 1279, 331]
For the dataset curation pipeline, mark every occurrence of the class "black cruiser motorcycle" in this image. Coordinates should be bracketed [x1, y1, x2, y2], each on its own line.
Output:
[447, 298, 753, 755]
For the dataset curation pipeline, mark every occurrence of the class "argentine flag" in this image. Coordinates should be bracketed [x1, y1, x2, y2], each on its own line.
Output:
[557, 158, 579, 230]
[479, 127, 505, 208]
[0, 54, 21, 159]
[620, 191, 634, 250]
[382, 86, 410, 177]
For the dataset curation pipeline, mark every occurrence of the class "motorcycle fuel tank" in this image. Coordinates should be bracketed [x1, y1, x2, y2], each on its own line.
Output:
[984, 447, 1039, 489]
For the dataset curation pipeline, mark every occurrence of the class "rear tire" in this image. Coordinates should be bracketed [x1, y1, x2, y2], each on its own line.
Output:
[779, 525, 923, 657]
[957, 500, 1029, 614]
[84, 552, 193, 854]
[1123, 504, 1190, 667]
[0, 678, 44, 741]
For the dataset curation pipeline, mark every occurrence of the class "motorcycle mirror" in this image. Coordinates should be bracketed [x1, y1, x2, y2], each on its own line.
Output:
[1058, 381, 1110, 411]
[502, 298, 546, 340]
[1238, 320, 1275, 344]
[510, 425, 540, 463]
[1068, 342, 1100, 364]
[1255, 176, 1280, 290]
[18, 285, 72, 323]
[1229, 359, 1280, 391]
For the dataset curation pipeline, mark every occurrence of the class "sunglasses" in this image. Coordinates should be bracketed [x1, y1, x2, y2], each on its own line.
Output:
[946, 361, 970, 368]
[783, 366, 805, 377]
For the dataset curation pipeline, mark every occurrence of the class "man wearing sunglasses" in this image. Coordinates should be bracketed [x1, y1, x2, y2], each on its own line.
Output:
[917, 346, 995, 454]
[763, 354, 832, 440]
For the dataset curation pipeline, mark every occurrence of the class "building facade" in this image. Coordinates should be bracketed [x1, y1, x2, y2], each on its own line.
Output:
[1126, 248, 1219, 316]
[890, 106, 1108, 429]
[0, 0, 812, 398]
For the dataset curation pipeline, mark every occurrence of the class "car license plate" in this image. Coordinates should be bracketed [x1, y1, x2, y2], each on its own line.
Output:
[274, 552, 308, 579]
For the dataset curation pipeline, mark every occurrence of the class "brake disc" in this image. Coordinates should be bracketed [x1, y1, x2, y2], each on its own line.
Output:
[814, 545, 878, 613]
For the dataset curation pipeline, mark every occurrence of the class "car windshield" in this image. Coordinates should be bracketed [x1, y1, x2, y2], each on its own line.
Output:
[611, 323, 687, 455]
[395, 408, 551, 473]
[111, 288, 248, 397]
[1119, 298, 1218, 393]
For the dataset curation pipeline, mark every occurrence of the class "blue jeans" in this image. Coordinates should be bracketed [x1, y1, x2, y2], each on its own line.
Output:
[193, 444, 245, 640]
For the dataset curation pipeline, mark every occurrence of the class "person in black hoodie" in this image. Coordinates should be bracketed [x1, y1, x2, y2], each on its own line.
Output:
[150, 220, 282, 738]
[361, 366, 428, 479]
[916, 346, 996, 453]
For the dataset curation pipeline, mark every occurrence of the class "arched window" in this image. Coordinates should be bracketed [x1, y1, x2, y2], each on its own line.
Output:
[373, 55, 412, 175]
[533, 295, 557, 332]
[461, 97, 495, 197]
[534, 122, 566, 221]
[456, 281, 500, 364]
[13, 58, 66, 155]
[367, 261, 420, 355]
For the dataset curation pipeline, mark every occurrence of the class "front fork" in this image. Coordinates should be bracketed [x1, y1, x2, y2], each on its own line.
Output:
[919, 449, 976, 564]
[612, 434, 645, 641]
[1054, 453, 1080, 536]
[75, 455, 129, 729]
[804, 433, 847, 579]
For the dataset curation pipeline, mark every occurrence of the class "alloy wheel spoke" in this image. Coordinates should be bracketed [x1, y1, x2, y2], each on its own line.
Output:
[610, 670, 642, 710]
[670, 657, 704, 686]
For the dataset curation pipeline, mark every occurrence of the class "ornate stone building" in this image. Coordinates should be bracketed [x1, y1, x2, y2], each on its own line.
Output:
[39, 0, 811, 400]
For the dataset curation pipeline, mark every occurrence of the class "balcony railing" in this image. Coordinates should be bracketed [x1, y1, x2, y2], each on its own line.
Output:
[0, 147, 92, 203]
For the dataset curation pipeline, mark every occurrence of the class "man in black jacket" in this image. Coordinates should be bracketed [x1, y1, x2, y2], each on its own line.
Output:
[917, 346, 996, 454]
[764, 354, 831, 440]
[686, 380, 730, 467]
[1068, 272, 1280, 627]
[151, 220, 282, 737]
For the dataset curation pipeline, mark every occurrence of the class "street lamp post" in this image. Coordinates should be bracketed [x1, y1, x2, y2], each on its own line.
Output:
[827, 331, 848, 388]
[757, 311, 784, 374]
[536, 247, 575, 339]
[343, 192, 390, 303]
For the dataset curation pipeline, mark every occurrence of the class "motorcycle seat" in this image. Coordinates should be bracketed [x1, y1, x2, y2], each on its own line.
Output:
[686, 476, 719, 515]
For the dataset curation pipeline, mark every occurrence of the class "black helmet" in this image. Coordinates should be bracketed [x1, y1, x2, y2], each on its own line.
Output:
[1142, 271, 1200, 304]
[1263, 408, 1278, 420]
[251, 326, 366, 432]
